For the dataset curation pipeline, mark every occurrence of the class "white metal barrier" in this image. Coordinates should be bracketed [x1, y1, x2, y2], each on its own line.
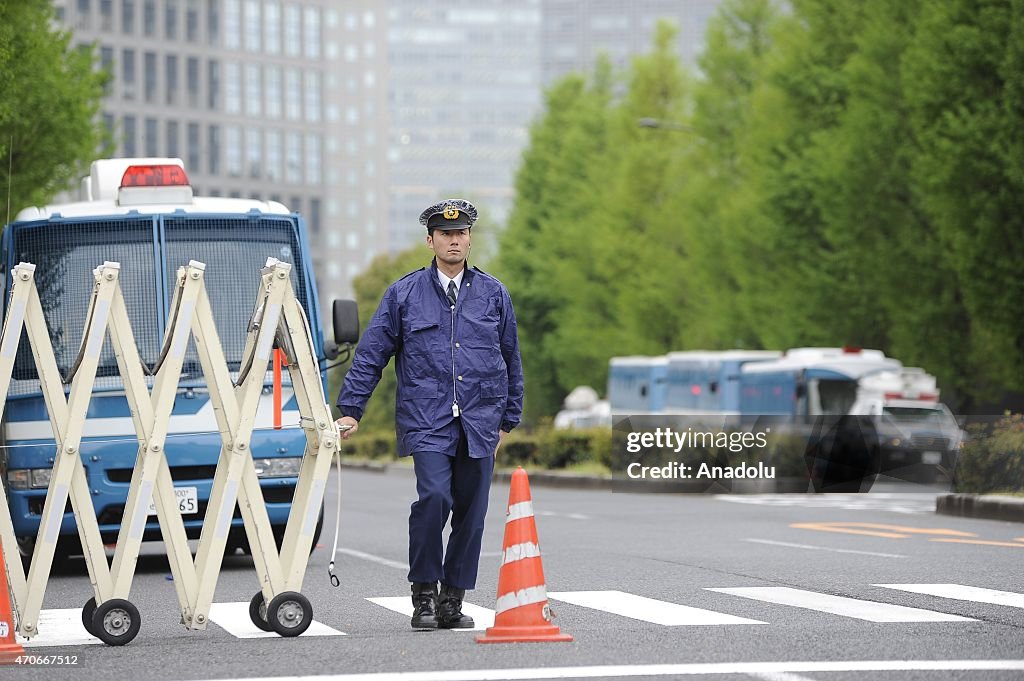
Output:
[0, 259, 339, 645]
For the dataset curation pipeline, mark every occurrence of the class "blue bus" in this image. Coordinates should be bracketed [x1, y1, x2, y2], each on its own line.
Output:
[664, 351, 780, 413]
[0, 158, 354, 560]
[607, 356, 668, 413]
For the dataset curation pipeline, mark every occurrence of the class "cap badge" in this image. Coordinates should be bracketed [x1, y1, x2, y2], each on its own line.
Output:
[443, 205, 460, 220]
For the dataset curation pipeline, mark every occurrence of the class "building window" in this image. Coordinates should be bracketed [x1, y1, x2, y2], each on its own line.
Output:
[246, 127, 261, 178]
[145, 117, 159, 157]
[265, 129, 281, 181]
[284, 3, 300, 57]
[309, 198, 322, 236]
[207, 59, 219, 110]
[305, 134, 321, 184]
[143, 0, 155, 36]
[304, 71, 320, 123]
[224, 0, 240, 49]
[265, 1, 280, 54]
[121, 0, 135, 33]
[207, 0, 219, 45]
[144, 51, 157, 103]
[208, 124, 220, 175]
[100, 46, 114, 95]
[103, 112, 116, 139]
[304, 7, 320, 59]
[100, 0, 114, 29]
[245, 64, 261, 117]
[186, 0, 199, 42]
[187, 56, 200, 107]
[286, 131, 301, 184]
[123, 115, 136, 156]
[226, 125, 241, 177]
[122, 48, 136, 100]
[265, 65, 281, 119]
[187, 122, 201, 170]
[225, 62, 241, 114]
[166, 120, 180, 158]
[163, 55, 178, 105]
[285, 68, 300, 121]
[244, 0, 261, 52]
[165, 0, 178, 40]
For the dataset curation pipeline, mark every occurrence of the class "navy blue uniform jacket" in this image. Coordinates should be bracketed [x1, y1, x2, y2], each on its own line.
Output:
[337, 261, 524, 458]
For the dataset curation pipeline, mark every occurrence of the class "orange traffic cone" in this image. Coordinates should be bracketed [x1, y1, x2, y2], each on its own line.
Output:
[477, 467, 572, 644]
[0, 540, 25, 664]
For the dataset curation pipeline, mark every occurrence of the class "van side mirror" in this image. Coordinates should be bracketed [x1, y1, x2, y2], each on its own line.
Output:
[333, 299, 360, 345]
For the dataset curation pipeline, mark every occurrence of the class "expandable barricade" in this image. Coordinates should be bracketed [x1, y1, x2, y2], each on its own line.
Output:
[0, 259, 340, 645]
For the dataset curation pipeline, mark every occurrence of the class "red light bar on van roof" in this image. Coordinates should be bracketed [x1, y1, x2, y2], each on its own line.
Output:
[120, 164, 190, 188]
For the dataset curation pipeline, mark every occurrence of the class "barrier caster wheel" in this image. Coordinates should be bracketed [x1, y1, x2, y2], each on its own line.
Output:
[92, 598, 141, 646]
[267, 591, 312, 637]
[248, 591, 273, 632]
[82, 597, 98, 637]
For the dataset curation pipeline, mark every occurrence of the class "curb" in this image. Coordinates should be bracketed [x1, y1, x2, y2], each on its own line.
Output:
[936, 494, 1024, 523]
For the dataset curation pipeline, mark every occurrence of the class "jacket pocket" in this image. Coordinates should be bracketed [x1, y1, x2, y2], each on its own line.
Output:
[480, 380, 507, 402]
[406, 377, 439, 399]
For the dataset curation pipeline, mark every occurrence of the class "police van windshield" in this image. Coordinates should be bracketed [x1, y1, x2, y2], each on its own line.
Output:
[7, 214, 309, 395]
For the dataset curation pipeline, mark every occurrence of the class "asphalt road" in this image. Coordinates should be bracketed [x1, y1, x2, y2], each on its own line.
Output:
[5, 466, 1024, 681]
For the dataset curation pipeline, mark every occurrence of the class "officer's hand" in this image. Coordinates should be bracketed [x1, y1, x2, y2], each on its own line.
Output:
[336, 417, 359, 440]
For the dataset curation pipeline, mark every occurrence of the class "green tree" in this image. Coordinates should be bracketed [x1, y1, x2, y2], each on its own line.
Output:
[669, 0, 781, 348]
[0, 0, 109, 218]
[494, 60, 613, 420]
[902, 0, 1024, 405]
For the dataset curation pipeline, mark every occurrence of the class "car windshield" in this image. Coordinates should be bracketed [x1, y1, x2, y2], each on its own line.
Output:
[883, 406, 947, 425]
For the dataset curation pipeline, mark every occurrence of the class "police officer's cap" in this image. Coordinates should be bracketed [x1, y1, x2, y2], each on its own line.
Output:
[419, 199, 478, 231]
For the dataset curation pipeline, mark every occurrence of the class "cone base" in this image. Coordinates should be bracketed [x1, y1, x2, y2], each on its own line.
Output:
[476, 625, 573, 644]
[0, 643, 27, 664]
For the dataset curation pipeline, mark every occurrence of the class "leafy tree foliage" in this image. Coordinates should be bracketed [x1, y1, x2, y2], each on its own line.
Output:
[0, 1, 109, 218]
[496, 0, 1022, 417]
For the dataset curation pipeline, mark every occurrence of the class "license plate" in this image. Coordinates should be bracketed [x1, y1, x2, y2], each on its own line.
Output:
[922, 451, 942, 465]
[147, 487, 198, 516]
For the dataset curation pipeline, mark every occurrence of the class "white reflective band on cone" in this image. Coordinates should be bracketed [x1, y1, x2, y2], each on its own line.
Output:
[502, 542, 541, 566]
[506, 501, 534, 522]
[495, 585, 548, 615]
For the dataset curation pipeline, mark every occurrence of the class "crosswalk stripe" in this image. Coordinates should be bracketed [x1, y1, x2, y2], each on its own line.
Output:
[875, 584, 1024, 608]
[707, 587, 975, 622]
[16, 608, 102, 647]
[547, 590, 766, 626]
[207, 602, 346, 638]
[366, 597, 495, 631]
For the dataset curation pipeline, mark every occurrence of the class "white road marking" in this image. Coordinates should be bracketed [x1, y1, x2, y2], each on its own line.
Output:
[366, 597, 495, 631]
[207, 602, 345, 638]
[749, 672, 820, 681]
[336, 547, 409, 570]
[707, 587, 974, 622]
[536, 510, 591, 521]
[876, 584, 1024, 609]
[744, 538, 906, 558]
[717, 493, 935, 515]
[547, 590, 766, 626]
[189, 659, 1024, 680]
[16, 608, 101, 647]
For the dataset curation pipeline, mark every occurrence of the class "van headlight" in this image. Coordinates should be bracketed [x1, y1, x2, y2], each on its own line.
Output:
[252, 457, 301, 478]
[6, 469, 51, 489]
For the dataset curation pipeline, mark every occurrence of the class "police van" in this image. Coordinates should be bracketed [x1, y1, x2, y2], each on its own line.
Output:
[0, 158, 356, 560]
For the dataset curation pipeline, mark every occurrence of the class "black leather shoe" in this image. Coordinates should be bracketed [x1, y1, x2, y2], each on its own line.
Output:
[437, 584, 474, 629]
[410, 582, 438, 630]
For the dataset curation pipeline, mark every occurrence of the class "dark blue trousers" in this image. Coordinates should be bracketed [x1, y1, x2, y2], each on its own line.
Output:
[408, 425, 494, 590]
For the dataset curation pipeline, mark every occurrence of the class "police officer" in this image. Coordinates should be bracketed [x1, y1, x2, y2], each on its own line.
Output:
[335, 199, 524, 630]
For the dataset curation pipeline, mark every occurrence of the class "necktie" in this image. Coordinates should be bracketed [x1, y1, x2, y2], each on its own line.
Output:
[446, 280, 458, 307]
